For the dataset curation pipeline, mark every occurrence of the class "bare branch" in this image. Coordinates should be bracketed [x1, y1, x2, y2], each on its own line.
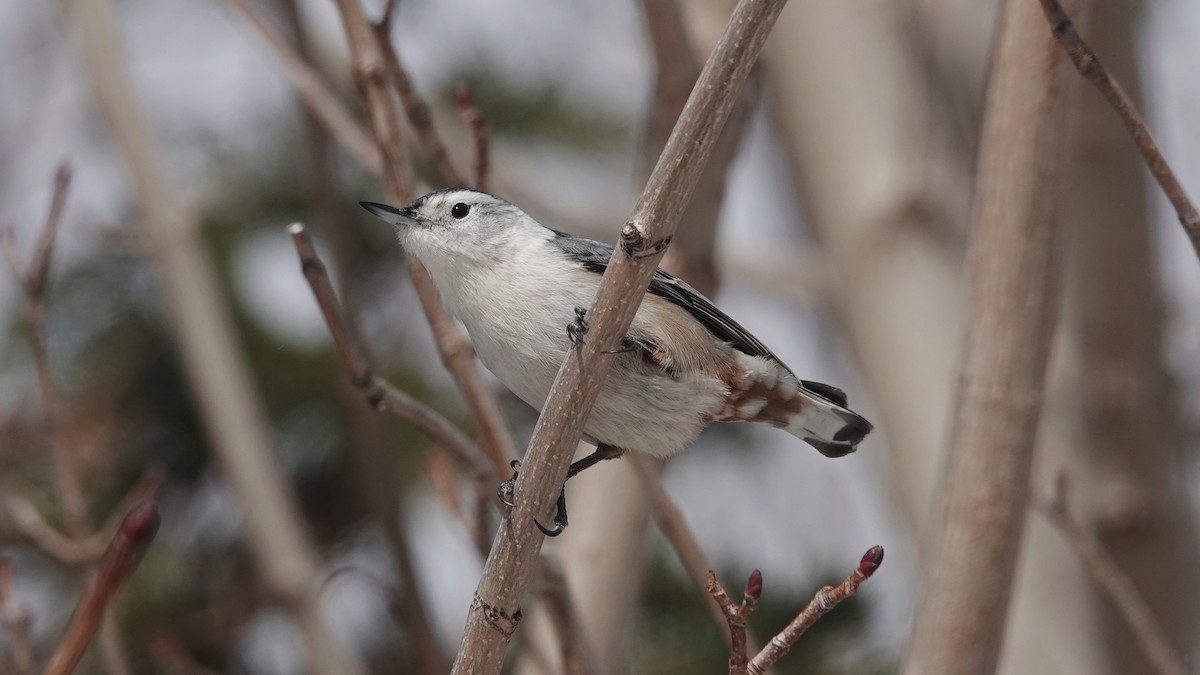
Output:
[1038, 0, 1200, 262]
[288, 222, 493, 481]
[43, 504, 160, 675]
[2, 497, 107, 566]
[451, 1, 789, 671]
[221, 0, 382, 175]
[1035, 478, 1188, 675]
[706, 569, 761, 675]
[372, 20, 467, 188]
[746, 547, 883, 674]
[902, 1, 1077, 671]
[454, 84, 491, 192]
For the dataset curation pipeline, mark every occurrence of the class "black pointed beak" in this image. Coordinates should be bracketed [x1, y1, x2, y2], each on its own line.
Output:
[359, 201, 419, 228]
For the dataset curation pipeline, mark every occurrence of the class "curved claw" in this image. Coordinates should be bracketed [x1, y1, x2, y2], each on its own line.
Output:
[535, 517, 565, 537]
[566, 306, 588, 347]
[497, 460, 522, 508]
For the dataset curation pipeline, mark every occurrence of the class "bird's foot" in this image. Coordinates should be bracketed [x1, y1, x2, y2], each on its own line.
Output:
[603, 336, 641, 355]
[534, 488, 569, 537]
[497, 459, 521, 507]
[566, 306, 588, 347]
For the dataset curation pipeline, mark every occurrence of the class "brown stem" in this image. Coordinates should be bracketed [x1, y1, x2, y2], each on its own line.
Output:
[43, 504, 160, 675]
[706, 569, 762, 675]
[451, 1, 789, 672]
[902, 1, 1077, 671]
[288, 222, 493, 481]
[1038, 0, 1200, 262]
[746, 547, 883, 674]
[454, 84, 491, 193]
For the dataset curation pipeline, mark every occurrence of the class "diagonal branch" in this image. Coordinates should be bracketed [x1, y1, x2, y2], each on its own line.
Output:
[43, 504, 160, 675]
[745, 547, 883, 674]
[1038, 0, 1200, 262]
[1035, 478, 1188, 675]
[451, 1, 789, 672]
[288, 222, 494, 482]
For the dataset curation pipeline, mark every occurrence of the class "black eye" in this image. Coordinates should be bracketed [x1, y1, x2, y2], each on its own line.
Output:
[451, 202, 470, 219]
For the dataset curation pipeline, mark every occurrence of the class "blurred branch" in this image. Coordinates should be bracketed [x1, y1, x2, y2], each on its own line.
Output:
[902, 1, 1075, 672]
[1038, 0, 1200, 262]
[534, 556, 597, 675]
[3, 164, 135, 674]
[0, 559, 33, 675]
[1, 164, 88, 538]
[744, 546, 884, 674]
[371, 17, 466, 188]
[454, 84, 491, 193]
[706, 569, 761, 675]
[335, 0, 517, 479]
[221, 0, 382, 175]
[288, 222, 494, 482]
[64, 0, 366, 671]
[1, 496, 107, 566]
[452, 1, 788, 672]
[1035, 477, 1188, 675]
[43, 504, 160, 675]
[629, 455, 770, 657]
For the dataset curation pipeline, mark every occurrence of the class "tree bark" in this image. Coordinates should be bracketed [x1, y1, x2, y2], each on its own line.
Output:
[901, 0, 1076, 671]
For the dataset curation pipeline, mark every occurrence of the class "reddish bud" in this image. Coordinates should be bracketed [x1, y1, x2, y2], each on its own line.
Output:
[119, 503, 160, 549]
[745, 569, 763, 599]
[455, 83, 472, 108]
[858, 545, 884, 577]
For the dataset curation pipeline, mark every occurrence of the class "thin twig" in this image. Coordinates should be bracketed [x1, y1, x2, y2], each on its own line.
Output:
[630, 455, 767, 654]
[454, 84, 491, 192]
[43, 504, 160, 675]
[288, 222, 494, 481]
[372, 16, 467, 188]
[746, 546, 884, 674]
[0, 558, 33, 675]
[1038, 0, 1200, 262]
[1035, 477, 1188, 675]
[451, 1, 789, 672]
[221, 0, 382, 175]
[706, 569, 762, 675]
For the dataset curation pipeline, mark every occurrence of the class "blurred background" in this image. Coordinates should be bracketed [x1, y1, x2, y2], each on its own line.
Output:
[1, 0, 1198, 673]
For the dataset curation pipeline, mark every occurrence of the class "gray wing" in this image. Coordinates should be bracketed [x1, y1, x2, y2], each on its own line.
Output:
[549, 231, 777, 361]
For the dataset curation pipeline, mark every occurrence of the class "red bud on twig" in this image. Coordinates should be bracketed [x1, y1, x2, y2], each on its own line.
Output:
[745, 569, 763, 600]
[858, 545, 884, 578]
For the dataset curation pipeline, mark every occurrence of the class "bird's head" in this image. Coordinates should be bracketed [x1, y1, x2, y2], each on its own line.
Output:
[360, 189, 536, 267]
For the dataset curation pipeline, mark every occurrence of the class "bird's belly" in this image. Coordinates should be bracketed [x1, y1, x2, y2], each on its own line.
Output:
[464, 312, 726, 457]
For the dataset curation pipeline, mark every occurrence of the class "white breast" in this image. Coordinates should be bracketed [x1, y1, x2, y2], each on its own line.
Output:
[419, 239, 728, 456]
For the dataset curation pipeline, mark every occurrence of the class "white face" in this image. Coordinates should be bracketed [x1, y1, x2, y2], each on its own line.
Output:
[363, 189, 535, 268]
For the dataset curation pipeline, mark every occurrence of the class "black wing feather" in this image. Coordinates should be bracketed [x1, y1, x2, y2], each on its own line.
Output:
[549, 231, 781, 363]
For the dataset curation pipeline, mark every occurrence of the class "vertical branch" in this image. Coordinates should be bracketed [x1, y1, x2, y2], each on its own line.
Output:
[454, 84, 491, 193]
[452, 1, 789, 672]
[0, 559, 32, 675]
[62, 1, 365, 672]
[901, 0, 1076, 672]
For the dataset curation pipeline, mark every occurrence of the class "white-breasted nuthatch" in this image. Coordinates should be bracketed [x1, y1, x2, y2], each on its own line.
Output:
[361, 189, 872, 533]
